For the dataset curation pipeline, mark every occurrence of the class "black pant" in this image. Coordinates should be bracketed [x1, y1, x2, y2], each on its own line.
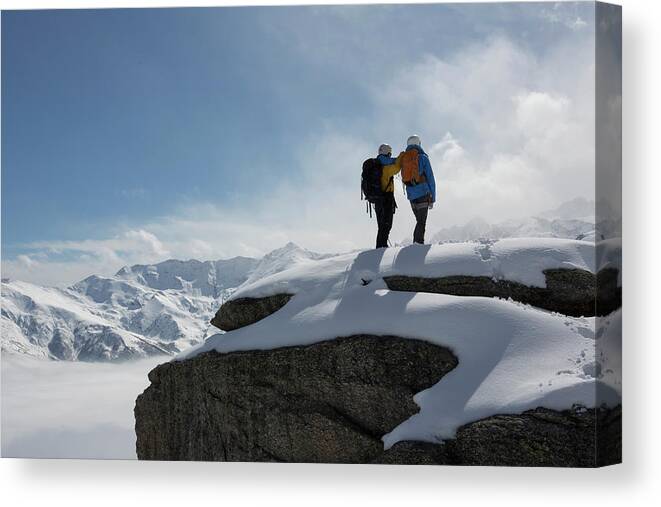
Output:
[411, 197, 429, 244]
[374, 193, 396, 248]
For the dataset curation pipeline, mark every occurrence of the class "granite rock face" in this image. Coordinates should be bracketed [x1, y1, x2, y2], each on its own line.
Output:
[210, 293, 293, 331]
[135, 335, 458, 463]
[384, 268, 619, 317]
[447, 406, 621, 467]
[375, 406, 621, 467]
[597, 268, 622, 316]
[135, 332, 621, 466]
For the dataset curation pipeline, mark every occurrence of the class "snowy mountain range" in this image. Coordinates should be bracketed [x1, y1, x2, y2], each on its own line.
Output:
[431, 197, 597, 243]
[1, 243, 320, 362]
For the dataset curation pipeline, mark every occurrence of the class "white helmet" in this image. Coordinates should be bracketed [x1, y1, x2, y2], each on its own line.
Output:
[378, 143, 392, 156]
[407, 135, 421, 147]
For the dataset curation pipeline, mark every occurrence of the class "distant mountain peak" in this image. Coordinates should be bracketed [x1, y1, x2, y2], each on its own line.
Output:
[537, 197, 595, 220]
[112, 256, 259, 298]
[264, 242, 305, 256]
[431, 198, 596, 244]
[240, 242, 332, 288]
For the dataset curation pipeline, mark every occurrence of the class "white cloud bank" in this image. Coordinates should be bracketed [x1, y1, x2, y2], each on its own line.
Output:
[2, 35, 597, 287]
[1, 354, 164, 459]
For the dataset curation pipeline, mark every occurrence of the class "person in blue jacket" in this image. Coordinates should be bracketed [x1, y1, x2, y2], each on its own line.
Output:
[402, 135, 436, 244]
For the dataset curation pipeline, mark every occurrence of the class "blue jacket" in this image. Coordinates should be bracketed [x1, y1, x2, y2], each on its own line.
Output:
[376, 154, 397, 166]
[404, 145, 436, 202]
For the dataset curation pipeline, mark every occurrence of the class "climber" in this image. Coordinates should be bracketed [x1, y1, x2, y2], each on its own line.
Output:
[373, 143, 402, 248]
[400, 135, 436, 244]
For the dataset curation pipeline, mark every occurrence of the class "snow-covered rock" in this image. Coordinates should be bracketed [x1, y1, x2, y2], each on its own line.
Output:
[210, 293, 294, 331]
[135, 237, 622, 465]
[222, 237, 598, 301]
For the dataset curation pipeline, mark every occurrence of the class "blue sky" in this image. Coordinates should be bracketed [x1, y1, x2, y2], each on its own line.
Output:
[2, 2, 600, 285]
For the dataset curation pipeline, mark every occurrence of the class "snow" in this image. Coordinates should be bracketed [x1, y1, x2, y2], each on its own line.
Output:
[228, 238, 596, 300]
[596, 308, 622, 396]
[1, 256, 259, 361]
[1, 280, 174, 361]
[488, 237, 595, 287]
[180, 238, 620, 445]
[116, 256, 258, 298]
[5, 280, 110, 327]
[241, 242, 336, 288]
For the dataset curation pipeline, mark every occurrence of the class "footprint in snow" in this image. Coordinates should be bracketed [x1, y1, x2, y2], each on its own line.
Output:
[475, 239, 494, 261]
[574, 326, 595, 339]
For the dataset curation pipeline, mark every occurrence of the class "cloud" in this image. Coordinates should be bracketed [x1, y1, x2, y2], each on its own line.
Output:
[540, 3, 590, 31]
[22, 229, 170, 266]
[1, 354, 163, 459]
[2, 230, 170, 286]
[16, 254, 37, 269]
[2, 34, 597, 287]
[366, 35, 595, 232]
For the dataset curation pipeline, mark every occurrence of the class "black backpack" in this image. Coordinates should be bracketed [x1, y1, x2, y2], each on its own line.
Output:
[361, 158, 384, 204]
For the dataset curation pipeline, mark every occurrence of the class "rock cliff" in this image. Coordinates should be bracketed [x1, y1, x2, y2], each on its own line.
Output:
[135, 333, 620, 465]
[135, 335, 457, 462]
